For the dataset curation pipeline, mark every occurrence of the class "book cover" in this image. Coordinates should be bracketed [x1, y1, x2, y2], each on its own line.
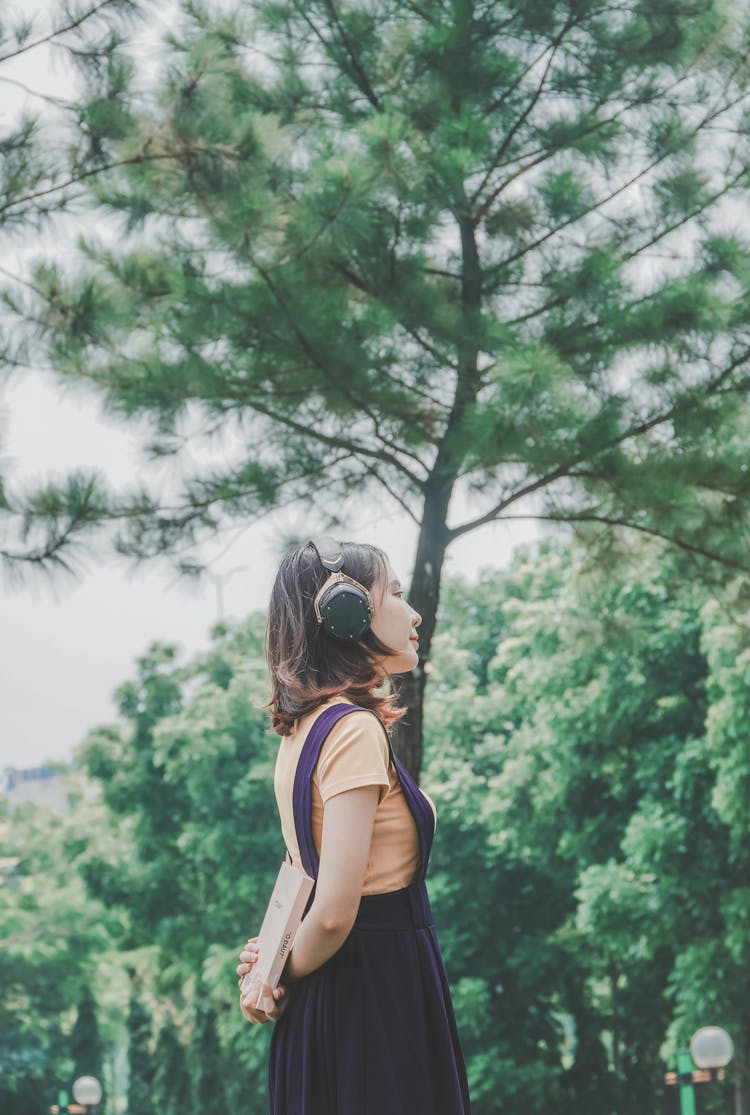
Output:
[241, 860, 314, 1014]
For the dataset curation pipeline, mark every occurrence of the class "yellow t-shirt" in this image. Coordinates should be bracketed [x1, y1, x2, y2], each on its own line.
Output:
[273, 698, 436, 896]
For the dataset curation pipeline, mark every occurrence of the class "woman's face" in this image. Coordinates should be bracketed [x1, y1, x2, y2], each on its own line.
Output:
[369, 562, 422, 674]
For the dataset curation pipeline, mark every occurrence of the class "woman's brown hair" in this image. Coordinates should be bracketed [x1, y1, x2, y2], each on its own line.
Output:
[265, 540, 406, 736]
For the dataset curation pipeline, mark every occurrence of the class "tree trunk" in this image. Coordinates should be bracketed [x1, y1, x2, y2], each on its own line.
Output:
[391, 476, 452, 780]
[392, 206, 483, 781]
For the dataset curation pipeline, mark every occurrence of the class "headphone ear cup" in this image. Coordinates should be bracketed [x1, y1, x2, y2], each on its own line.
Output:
[319, 582, 372, 640]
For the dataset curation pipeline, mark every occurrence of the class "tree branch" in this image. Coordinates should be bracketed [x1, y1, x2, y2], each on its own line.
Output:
[511, 511, 750, 573]
[482, 41, 714, 183]
[479, 70, 748, 236]
[491, 157, 749, 330]
[329, 259, 459, 373]
[0, 0, 127, 65]
[248, 256, 432, 474]
[448, 344, 750, 540]
[247, 388, 426, 489]
[361, 463, 422, 524]
[0, 146, 242, 219]
[419, 265, 462, 280]
[622, 161, 749, 265]
[471, 16, 575, 209]
[289, 0, 380, 110]
[274, 178, 352, 266]
[0, 75, 77, 111]
[320, 0, 381, 110]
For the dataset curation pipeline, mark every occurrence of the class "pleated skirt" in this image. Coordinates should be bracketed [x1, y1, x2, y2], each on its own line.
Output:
[268, 880, 471, 1115]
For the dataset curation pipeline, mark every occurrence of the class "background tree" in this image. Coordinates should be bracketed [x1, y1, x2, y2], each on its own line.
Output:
[0, 779, 122, 1115]
[423, 540, 748, 1113]
[192, 1000, 230, 1115]
[70, 987, 106, 1106]
[151, 1019, 192, 1115]
[126, 992, 155, 1115]
[11, 0, 750, 775]
[76, 614, 282, 1106]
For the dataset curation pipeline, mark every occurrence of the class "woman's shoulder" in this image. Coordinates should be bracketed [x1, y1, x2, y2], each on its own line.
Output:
[292, 696, 377, 731]
[319, 705, 391, 771]
[286, 696, 394, 760]
[315, 705, 391, 797]
[291, 698, 388, 751]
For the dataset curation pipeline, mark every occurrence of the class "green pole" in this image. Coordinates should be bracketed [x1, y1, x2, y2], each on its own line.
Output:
[677, 1049, 697, 1115]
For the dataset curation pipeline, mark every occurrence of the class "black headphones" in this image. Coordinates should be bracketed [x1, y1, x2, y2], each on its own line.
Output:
[310, 537, 373, 641]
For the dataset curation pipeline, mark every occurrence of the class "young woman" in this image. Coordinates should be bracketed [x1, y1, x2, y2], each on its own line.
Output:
[236, 538, 471, 1114]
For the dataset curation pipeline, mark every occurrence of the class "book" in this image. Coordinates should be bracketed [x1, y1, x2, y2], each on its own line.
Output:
[241, 860, 314, 1014]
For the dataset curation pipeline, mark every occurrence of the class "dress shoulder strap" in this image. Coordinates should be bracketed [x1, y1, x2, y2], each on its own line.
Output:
[291, 703, 365, 878]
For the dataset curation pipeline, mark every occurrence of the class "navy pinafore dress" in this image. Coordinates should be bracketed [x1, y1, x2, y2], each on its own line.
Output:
[268, 703, 471, 1115]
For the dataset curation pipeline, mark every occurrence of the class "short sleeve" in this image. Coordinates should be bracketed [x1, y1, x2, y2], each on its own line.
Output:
[315, 711, 391, 803]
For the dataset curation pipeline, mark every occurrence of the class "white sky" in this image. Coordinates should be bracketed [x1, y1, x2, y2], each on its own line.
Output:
[0, 6, 540, 769]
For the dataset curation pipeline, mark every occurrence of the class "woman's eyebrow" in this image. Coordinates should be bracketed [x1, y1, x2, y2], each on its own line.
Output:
[388, 579, 401, 590]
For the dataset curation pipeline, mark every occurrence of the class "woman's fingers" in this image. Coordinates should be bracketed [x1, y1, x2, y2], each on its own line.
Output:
[235, 936, 270, 1021]
[240, 976, 268, 1024]
[264, 984, 289, 1021]
[239, 996, 268, 1025]
[239, 980, 288, 1024]
[236, 940, 259, 981]
[235, 939, 286, 1025]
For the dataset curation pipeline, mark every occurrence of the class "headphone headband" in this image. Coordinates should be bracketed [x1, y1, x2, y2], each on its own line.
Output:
[309, 535, 345, 573]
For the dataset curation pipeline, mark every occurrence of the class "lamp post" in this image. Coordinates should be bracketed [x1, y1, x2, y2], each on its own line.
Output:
[205, 565, 249, 620]
[72, 1075, 102, 1114]
[50, 1076, 102, 1115]
[690, 1026, 734, 1078]
[665, 1028, 734, 1115]
[676, 1049, 698, 1115]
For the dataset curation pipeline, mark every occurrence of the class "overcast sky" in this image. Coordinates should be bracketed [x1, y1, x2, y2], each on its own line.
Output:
[1, 3, 540, 771]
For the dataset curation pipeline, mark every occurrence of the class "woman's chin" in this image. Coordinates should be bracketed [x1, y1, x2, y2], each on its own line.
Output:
[384, 648, 420, 674]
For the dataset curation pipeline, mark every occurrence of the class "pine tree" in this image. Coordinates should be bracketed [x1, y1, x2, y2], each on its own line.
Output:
[152, 1020, 192, 1115]
[70, 987, 105, 1105]
[192, 1002, 228, 1115]
[125, 994, 155, 1115]
[14, 0, 750, 774]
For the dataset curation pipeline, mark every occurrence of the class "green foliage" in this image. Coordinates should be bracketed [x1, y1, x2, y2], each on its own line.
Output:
[76, 615, 280, 1105]
[422, 540, 748, 1113]
[0, 779, 124, 1115]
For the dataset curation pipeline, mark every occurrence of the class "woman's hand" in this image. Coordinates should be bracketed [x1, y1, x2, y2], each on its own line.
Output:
[237, 937, 289, 1024]
[236, 937, 260, 985]
[239, 978, 289, 1024]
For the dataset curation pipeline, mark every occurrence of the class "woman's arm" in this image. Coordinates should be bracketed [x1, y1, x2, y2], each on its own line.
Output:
[282, 784, 380, 982]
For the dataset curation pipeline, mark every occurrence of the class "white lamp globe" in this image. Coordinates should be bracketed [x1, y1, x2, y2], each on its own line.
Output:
[72, 1077, 103, 1106]
[690, 1027, 734, 1069]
